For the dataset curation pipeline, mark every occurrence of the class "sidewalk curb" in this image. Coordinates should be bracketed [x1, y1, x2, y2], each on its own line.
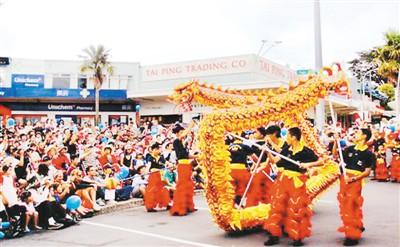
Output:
[95, 189, 204, 215]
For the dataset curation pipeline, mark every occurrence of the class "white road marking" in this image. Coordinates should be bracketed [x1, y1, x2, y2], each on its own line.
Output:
[82, 220, 219, 247]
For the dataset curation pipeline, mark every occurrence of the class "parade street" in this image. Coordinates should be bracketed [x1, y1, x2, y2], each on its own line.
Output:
[4, 179, 399, 247]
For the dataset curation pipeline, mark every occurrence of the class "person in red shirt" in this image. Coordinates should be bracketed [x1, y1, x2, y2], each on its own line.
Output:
[47, 146, 70, 170]
[98, 146, 118, 168]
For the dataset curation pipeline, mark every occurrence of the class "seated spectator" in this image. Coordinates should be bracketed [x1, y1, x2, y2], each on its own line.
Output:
[70, 169, 101, 211]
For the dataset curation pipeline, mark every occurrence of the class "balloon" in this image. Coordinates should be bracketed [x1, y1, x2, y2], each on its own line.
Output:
[280, 128, 288, 137]
[0, 222, 10, 229]
[66, 195, 82, 210]
[7, 118, 15, 127]
[119, 166, 129, 179]
[101, 137, 108, 143]
[0, 231, 4, 240]
[389, 125, 396, 133]
[135, 104, 141, 111]
[98, 123, 104, 129]
[340, 139, 347, 147]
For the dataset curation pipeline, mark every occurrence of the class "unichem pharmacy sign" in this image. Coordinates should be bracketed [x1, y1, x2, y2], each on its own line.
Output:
[12, 74, 44, 88]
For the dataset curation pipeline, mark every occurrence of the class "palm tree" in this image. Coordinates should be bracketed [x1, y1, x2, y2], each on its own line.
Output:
[80, 45, 114, 125]
[373, 31, 400, 84]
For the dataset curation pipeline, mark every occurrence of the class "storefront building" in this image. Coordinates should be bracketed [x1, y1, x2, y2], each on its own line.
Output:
[0, 58, 139, 125]
[128, 54, 298, 122]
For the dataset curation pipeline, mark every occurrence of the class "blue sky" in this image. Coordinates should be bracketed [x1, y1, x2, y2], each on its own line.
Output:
[0, 0, 398, 70]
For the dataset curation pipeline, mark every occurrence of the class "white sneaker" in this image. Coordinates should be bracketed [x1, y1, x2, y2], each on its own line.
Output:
[25, 226, 30, 233]
[92, 204, 102, 211]
[96, 199, 106, 206]
[48, 217, 57, 225]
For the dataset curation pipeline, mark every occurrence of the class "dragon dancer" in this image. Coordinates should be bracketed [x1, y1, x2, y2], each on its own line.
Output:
[264, 127, 324, 246]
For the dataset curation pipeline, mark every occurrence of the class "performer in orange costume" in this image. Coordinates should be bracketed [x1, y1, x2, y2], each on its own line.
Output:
[337, 128, 375, 246]
[227, 136, 253, 207]
[170, 122, 196, 216]
[388, 133, 400, 183]
[247, 126, 286, 206]
[374, 146, 389, 181]
[264, 127, 324, 246]
[144, 143, 171, 212]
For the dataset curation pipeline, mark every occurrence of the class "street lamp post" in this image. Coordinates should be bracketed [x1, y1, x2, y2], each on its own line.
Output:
[396, 68, 400, 120]
[314, 0, 324, 132]
[360, 68, 377, 121]
[257, 40, 282, 56]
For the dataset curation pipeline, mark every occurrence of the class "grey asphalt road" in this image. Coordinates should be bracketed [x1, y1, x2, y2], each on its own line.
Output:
[3, 180, 399, 247]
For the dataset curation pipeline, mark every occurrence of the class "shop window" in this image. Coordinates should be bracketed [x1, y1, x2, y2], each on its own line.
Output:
[53, 74, 71, 89]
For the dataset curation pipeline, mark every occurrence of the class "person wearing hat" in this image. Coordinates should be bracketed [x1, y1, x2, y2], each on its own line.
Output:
[168, 122, 197, 216]
[51, 146, 70, 171]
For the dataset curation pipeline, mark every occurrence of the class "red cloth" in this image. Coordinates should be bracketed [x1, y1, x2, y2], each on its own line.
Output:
[52, 154, 70, 170]
[170, 162, 195, 216]
[246, 163, 274, 207]
[375, 158, 389, 181]
[144, 171, 170, 210]
[98, 154, 118, 167]
[337, 174, 364, 240]
[264, 173, 312, 241]
[390, 155, 400, 182]
[230, 168, 250, 198]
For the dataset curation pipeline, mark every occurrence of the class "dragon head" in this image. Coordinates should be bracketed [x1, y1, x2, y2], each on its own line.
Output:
[168, 80, 198, 112]
[322, 63, 351, 97]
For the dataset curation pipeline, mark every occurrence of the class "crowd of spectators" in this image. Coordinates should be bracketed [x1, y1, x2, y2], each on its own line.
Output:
[321, 118, 400, 180]
[0, 115, 398, 239]
[0, 118, 202, 238]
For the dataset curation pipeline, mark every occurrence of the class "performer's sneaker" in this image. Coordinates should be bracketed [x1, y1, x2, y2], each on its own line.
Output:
[147, 209, 157, 213]
[360, 226, 365, 232]
[264, 236, 279, 246]
[292, 240, 304, 246]
[343, 238, 359, 246]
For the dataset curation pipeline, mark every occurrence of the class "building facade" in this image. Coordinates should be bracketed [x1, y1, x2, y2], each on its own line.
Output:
[0, 58, 139, 125]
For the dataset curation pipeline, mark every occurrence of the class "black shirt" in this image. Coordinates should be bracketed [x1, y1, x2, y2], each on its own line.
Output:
[146, 153, 166, 170]
[343, 145, 376, 172]
[277, 145, 318, 173]
[229, 142, 254, 164]
[173, 138, 189, 160]
[373, 138, 385, 152]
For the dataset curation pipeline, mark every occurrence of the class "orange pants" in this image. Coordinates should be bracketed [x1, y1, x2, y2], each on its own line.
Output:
[247, 164, 274, 206]
[144, 172, 170, 210]
[375, 158, 389, 181]
[264, 172, 312, 241]
[390, 155, 400, 182]
[230, 165, 250, 204]
[170, 161, 195, 216]
[337, 173, 364, 240]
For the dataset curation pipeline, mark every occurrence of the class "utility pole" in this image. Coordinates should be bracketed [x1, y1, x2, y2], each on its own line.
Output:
[314, 0, 325, 131]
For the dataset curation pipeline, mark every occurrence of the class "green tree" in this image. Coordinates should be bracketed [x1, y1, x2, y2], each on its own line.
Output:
[378, 83, 395, 101]
[374, 30, 400, 84]
[80, 45, 114, 125]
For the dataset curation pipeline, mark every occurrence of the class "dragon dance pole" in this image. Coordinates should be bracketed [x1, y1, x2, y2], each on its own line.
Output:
[237, 149, 267, 208]
[327, 97, 347, 179]
[228, 132, 301, 167]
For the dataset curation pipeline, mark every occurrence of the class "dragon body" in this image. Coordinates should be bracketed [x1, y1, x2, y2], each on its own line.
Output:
[169, 67, 350, 231]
